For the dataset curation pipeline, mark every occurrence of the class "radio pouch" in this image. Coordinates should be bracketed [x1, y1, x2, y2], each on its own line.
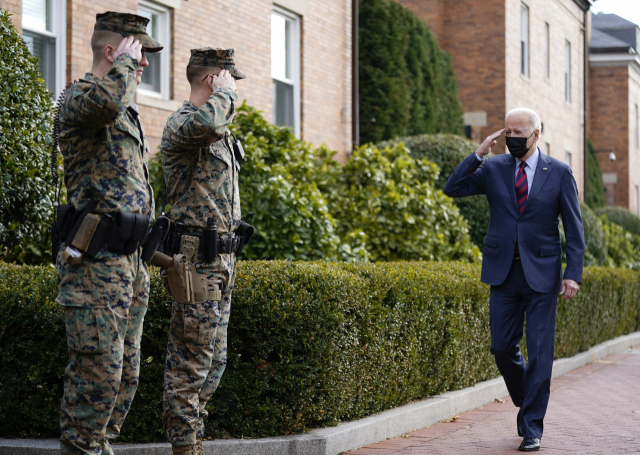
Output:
[70, 214, 101, 252]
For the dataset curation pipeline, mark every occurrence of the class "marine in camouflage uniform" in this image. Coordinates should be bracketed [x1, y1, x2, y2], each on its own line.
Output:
[55, 12, 163, 455]
[160, 48, 244, 453]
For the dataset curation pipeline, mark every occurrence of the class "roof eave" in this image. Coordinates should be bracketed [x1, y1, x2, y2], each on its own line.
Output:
[573, 0, 592, 12]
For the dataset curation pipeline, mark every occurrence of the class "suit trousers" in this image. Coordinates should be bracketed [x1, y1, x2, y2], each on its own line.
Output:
[489, 259, 557, 439]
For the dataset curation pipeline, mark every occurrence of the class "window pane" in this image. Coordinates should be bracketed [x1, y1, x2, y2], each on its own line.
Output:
[565, 152, 571, 167]
[271, 13, 291, 80]
[520, 4, 528, 76]
[137, 6, 161, 93]
[273, 79, 294, 128]
[23, 0, 50, 32]
[23, 30, 55, 92]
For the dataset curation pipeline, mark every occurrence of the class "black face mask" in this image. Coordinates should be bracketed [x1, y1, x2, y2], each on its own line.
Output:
[505, 132, 534, 159]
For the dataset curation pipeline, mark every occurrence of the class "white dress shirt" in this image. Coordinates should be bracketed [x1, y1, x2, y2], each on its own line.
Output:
[475, 147, 541, 195]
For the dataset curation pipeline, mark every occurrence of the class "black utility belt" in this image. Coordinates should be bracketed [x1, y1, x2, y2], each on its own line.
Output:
[166, 221, 254, 261]
[50, 199, 169, 262]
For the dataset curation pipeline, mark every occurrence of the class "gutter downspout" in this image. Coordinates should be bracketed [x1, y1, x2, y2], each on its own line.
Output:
[352, 0, 359, 154]
[583, 8, 588, 203]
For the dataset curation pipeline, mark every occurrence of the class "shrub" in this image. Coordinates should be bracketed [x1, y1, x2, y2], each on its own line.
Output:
[586, 139, 606, 209]
[0, 10, 55, 264]
[578, 201, 608, 266]
[600, 215, 640, 270]
[325, 142, 481, 262]
[380, 134, 489, 248]
[358, 0, 463, 144]
[594, 205, 640, 238]
[2, 260, 639, 440]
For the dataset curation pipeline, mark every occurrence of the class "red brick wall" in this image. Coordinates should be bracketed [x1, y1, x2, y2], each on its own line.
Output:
[395, 0, 507, 150]
[588, 65, 629, 208]
[0, 0, 22, 32]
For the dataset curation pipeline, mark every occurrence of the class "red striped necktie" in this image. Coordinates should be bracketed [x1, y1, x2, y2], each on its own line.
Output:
[514, 162, 528, 258]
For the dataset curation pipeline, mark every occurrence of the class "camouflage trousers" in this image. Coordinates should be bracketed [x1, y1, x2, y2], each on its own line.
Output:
[162, 264, 236, 447]
[56, 247, 150, 455]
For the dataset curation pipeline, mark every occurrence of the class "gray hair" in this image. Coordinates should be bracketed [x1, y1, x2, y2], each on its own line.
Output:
[506, 108, 541, 134]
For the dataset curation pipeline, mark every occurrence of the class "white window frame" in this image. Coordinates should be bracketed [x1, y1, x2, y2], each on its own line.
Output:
[520, 3, 529, 77]
[565, 40, 571, 103]
[271, 5, 301, 138]
[544, 22, 550, 80]
[22, 0, 66, 97]
[137, 0, 171, 100]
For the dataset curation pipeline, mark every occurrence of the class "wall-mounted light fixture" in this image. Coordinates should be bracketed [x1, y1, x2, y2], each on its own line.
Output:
[595, 149, 616, 162]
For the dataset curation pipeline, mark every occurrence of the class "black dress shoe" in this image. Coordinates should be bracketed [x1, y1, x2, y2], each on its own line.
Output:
[517, 409, 522, 437]
[518, 438, 540, 451]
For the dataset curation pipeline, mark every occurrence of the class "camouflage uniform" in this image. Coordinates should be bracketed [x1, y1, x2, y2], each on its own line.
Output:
[56, 12, 163, 455]
[160, 48, 244, 448]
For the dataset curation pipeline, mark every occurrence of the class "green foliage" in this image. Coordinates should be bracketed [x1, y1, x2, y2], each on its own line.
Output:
[326, 142, 480, 262]
[358, 0, 463, 144]
[579, 201, 608, 266]
[380, 134, 489, 248]
[600, 215, 640, 270]
[586, 139, 606, 209]
[2, 261, 639, 440]
[594, 205, 640, 237]
[0, 10, 55, 264]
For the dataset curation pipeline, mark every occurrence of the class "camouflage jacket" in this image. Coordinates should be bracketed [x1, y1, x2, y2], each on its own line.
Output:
[59, 54, 154, 219]
[160, 88, 239, 235]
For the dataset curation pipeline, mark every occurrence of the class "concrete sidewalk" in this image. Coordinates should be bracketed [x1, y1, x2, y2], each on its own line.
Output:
[345, 346, 640, 455]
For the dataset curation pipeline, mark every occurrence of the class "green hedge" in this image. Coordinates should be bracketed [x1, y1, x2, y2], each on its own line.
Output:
[594, 206, 640, 238]
[2, 261, 639, 440]
[358, 0, 463, 144]
[0, 10, 55, 264]
[379, 134, 489, 248]
[586, 139, 606, 209]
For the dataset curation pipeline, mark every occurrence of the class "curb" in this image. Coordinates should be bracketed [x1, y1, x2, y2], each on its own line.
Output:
[3, 331, 640, 455]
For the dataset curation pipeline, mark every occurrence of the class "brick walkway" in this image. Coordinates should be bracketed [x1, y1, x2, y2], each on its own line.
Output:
[345, 347, 640, 454]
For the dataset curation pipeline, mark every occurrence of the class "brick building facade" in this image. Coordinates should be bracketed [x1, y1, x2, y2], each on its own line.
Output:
[589, 13, 640, 214]
[1, 0, 353, 158]
[396, 0, 591, 197]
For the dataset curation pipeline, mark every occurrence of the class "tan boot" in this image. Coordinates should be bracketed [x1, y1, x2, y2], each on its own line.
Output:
[195, 439, 205, 455]
[171, 445, 197, 455]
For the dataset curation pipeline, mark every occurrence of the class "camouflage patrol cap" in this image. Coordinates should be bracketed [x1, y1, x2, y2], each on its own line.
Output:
[94, 12, 163, 53]
[189, 48, 247, 80]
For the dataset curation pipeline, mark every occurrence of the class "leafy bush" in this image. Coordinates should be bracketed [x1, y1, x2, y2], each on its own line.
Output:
[578, 201, 608, 266]
[2, 260, 639, 440]
[358, 0, 463, 144]
[325, 142, 481, 262]
[594, 206, 640, 238]
[380, 134, 489, 248]
[586, 139, 606, 209]
[600, 215, 640, 270]
[0, 10, 55, 264]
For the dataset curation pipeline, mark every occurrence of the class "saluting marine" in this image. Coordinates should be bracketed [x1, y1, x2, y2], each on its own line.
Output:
[51, 12, 164, 455]
[159, 48, 253, 455]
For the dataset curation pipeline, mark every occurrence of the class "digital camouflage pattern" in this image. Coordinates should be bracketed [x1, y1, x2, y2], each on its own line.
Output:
[187, 48, 246, 79]
[163, 267, 235, 446]
[56, 248, 150, 455]
[57, 50, 154, 455]
[160, 85, 239, 446]
[58, 53, 155, 219]
[94, 11, 163, 52]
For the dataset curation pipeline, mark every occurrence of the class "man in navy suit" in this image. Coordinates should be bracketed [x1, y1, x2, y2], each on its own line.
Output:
[445, 108, 585, 452]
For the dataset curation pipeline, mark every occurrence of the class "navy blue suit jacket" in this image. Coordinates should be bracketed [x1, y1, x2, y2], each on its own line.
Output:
[444, 152, 585, 294]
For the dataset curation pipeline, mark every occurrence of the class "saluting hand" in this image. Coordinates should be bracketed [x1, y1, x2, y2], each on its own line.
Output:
[476, 129, 506, 157]
[560, 279, 579, 299]
[207, 69, 237, 93]
[113, 36, 143, 63]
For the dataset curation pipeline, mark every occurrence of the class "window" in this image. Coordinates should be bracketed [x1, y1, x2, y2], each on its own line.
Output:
[521, 4, 529, 77]
[565, 40, 571, 103]
[22, 0, 65, 96]
[565, 151, 572, 167]
[544, 142, 550, 155]
[544, 22, 550, 79]
[137, 0, 170, 99]
[271, 7, 301, 137]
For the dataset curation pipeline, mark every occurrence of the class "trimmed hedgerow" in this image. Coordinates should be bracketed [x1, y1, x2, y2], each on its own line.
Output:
[1, 261, 639, 440]
[594, 206, 640, 238]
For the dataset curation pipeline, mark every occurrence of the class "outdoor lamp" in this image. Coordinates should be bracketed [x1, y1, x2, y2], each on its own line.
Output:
[595, 149, 616, 162]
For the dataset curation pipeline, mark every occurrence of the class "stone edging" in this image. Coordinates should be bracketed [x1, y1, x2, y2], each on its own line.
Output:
[2, 331, 640, 455]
